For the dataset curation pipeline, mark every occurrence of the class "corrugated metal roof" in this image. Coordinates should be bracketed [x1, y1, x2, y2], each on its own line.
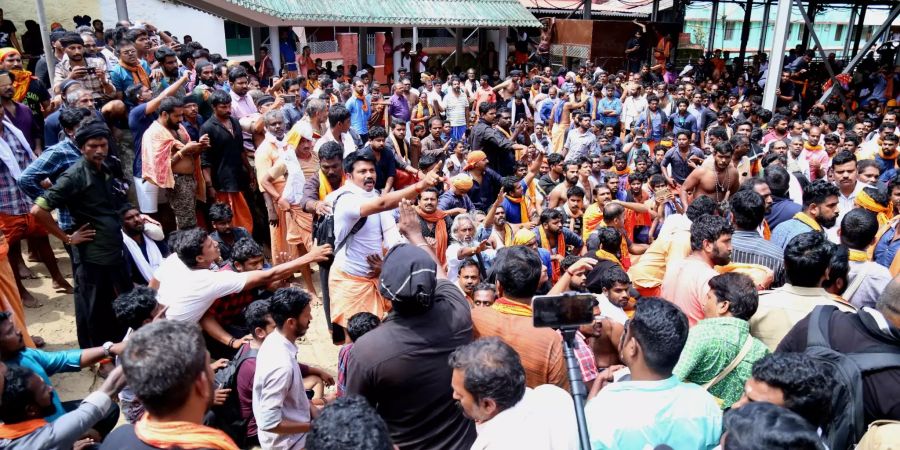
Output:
[520, 0, 673, 18]
[211, 0, 542, 27]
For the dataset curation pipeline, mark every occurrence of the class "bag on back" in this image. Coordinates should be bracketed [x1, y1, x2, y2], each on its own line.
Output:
[312, 191, 367, 264]
[803, 305, 900, 450]
[208, 345, 258, 448]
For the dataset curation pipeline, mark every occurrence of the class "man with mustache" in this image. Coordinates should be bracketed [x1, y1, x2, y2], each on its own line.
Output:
[446, 213, 493, 284]
[326, 148, 442, 343]
[770, 180, 840, 251]
[52, 32, 114, 101]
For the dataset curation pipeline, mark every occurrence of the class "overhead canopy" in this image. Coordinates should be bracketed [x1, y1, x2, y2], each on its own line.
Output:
[175, 0, 542, 28]
[520, 0, 674, 19]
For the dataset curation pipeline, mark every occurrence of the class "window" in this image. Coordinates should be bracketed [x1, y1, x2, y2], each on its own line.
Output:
[834, 24, 845, 41]
[789, 24, 799, 40]
[724, 21, 738, 41]
[224, 20, 252, 56]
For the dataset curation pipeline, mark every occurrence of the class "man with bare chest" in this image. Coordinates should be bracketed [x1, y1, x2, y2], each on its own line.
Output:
[680, 141, 739, 206]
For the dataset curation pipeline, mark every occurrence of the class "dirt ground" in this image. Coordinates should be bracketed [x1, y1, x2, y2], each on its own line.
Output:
[20, 241, 340, 404]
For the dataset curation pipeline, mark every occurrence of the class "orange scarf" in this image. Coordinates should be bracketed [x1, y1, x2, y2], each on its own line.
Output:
[793, 212, 822, 232]
[877, 146, 899, 161]
[582, 203, 604, 241]
[803, 142, 823, 152]
[491, 297, 533, 317]
[505, 195, 530, 224]
[500, 222, 514, 246]
[594, 248, 623, 269]
[497, 127, 512, 140]
[615, 167, 631, 177]
[355, 91, 369, 112]
[118, 58, 150, 88]
[761, 219, 771, 240]
[0, 418, 48, 439]
[10, 70, 33, 103]
[416, 207, 449, 267]
[134, 415, 239, 450]
[855, 190, 894, 227]
[538, 225, 566, 281]
[307, 79, 320, 92]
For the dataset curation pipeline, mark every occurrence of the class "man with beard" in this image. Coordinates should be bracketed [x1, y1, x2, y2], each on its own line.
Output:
[180, 94, 204, 141]
[150, 46, 186, 98]
[201, 89, 254, 233]
[563, 113, 598, 163]
[420, 116, 451, 158]
[327, 150, 442, 341]
[455, 259, 481, 304]
[556, 186, 585, 238]
[345, 77, 371, 142]
[101, 320, 239, 449]
[191, 60, 218, 119]
[447, 213, 493, 283]
[141, 97, 209, 229]
[415, 187, 453, 269]
[548, 160, 584, 210]
[661, 131, 704, 188]
[762, 115, 790, 148]
[440, 76, 469, 141]
[227, 67, 257, 153]
[120, 204, 168, 286]
[661, 214, 733, 326]
[252, 288, 316, 449]
[534, 209, 583, 282]
[680, 141, 739, 206]
[771, 180, 840, 250]
[52, 32, 114, 101]
[0, 48, 51, 140]
[623, 173, 653, 243]
[470, 102, 527, 176]
[669, 98, 699, 143]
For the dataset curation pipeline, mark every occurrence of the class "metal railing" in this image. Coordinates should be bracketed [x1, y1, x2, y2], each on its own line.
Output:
[308, 40, 339, 54]
[367, 35, 376, 55]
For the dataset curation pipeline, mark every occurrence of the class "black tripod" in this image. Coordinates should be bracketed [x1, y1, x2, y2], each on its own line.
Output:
[560, 326, 591, 450]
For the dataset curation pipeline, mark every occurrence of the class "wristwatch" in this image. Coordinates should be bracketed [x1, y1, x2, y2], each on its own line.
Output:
[102, 341, 114, 357]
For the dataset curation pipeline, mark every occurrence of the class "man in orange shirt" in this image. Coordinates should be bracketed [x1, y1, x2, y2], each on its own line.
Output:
[660, 214, 733, 326]
[471, 246, 567, 389]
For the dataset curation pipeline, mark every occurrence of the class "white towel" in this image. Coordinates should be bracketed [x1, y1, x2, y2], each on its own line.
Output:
[0, 117, 36, 179]
[122, 231, 164, 282]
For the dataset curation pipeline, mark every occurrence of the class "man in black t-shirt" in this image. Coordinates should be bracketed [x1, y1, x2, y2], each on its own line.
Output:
[0, 9, 19, 50]
[346, 217, 476, 449]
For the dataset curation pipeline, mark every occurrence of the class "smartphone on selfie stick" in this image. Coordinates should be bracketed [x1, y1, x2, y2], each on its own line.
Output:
[532, 292, 596, 450]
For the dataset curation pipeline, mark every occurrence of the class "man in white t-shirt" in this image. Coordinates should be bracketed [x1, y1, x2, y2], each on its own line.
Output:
[149, 228, 330, 326]
[326, 149, 442, 342]
[313, 104, 357, 157]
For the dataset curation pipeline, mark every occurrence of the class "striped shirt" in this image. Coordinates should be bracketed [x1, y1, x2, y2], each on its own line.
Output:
[731, 230, 786, 287]
[441, 90, 469, 127]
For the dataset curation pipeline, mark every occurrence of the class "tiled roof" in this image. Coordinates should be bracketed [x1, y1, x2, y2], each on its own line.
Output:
[218, 0, 542, 27]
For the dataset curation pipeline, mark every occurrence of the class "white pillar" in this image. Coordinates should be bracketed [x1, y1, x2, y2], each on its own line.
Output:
[762, 0, 792, 110]
[392, 27, 402, 83]
[115, 0, 129, 22]
[35, 0, 55, 80]
[268, 26, 282, 76]
[498, 28, 508, 78]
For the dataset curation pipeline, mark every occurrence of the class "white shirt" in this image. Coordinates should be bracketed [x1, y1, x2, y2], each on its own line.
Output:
[471, 385, 578, 450]
[441, 90, 469, 127]
[595, 293, 629, 324]
[153, 254, 248, 323]
[446, 242, 495, 282]
[621, 96, 647, 130]
[253, 329, 310, 450]
[328, 182, 401, 277]
[313, 128, 357, 157]
[827, 181, 868, 242]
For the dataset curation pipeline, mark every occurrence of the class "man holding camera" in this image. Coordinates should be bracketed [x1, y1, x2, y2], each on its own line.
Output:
[52, 32, 115, 101]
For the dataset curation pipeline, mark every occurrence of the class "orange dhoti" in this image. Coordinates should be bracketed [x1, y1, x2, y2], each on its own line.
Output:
[271, 206, 314, 261]
[0, 235, 35, 348]
[214, 192, 254, 235]
[328, 268, 391, 328]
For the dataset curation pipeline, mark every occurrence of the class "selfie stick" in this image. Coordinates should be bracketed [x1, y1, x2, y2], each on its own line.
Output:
[561, 326, 591, 450]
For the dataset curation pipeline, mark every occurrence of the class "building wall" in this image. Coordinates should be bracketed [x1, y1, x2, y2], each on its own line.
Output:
[684, 4, 899, 58]
[3, 0, 226, 56]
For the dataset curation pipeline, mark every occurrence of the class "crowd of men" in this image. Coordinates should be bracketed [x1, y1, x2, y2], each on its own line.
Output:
[0, 12, 898, 450]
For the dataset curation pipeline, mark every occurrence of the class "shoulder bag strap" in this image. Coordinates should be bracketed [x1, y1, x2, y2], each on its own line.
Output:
[806, 304, 837, 349]
[703, 335, 755, 390]
[333, 192, 368, 255]
[842, 263, 871, 301]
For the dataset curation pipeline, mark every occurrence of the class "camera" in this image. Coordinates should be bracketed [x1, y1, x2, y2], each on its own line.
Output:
[85, 67, 96, 75]
[532, 292, 597, 329]
[283, 94, 296, 103]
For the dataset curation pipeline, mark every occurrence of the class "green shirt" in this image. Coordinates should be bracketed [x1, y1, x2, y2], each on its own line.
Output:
[673, 317, 769, 409]
[36, 158, 124, 266]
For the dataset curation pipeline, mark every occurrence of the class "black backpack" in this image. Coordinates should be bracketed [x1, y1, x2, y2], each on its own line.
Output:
[803, 305, 900, 450]
[208, 345, 258, 448]
[312, 191, 368, 264]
